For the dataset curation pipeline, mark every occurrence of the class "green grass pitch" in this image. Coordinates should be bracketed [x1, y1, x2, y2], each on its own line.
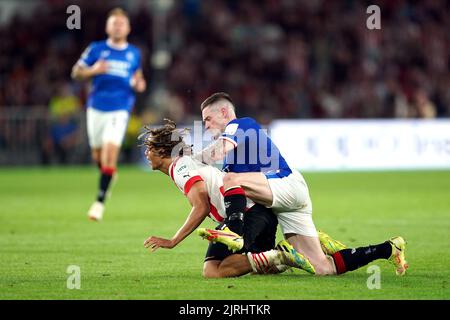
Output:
[0, 166, 449, 300]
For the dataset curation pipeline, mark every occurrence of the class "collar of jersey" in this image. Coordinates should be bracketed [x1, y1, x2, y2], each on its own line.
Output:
[106, 39, 129, 51]
[168, 156, 181, 180]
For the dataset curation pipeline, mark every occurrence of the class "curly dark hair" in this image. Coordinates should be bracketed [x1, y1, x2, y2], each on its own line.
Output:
[140, 119, 191, 158]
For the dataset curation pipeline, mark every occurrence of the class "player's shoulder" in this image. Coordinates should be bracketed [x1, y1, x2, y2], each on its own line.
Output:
[226, 117, 261, 132]
[172, 156, 199, 173]
[127, 43, 140, 51]
[126, 43, 141, 55]
[79, 41, 104, 63]
[232, 117, 259, 125]
[88, 40, 107, 50]
[82, 41, 107, 56]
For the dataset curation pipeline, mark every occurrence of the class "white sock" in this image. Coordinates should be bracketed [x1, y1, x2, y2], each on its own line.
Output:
[247, 250, 281, 274]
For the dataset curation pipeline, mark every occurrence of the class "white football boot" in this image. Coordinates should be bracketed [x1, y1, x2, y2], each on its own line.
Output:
[87, 201, 104, 221]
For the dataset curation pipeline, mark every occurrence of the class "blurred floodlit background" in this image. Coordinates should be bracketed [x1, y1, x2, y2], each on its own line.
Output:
[0, 0, 449, 168]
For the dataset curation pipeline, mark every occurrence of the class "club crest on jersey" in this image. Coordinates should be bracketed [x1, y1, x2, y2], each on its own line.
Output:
[100, 50, 110, 59]
[224, 123, 239, 135]
[126, 52, 134, 62]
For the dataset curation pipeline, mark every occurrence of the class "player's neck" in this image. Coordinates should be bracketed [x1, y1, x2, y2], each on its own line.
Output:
[159, 158, 174, 175]
[107, 38, 128, 50]
[226, 115, 237, 124]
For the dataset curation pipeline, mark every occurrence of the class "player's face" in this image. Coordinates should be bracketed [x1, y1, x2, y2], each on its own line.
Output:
[202, 106, 228, 139]
[106, 15, 130, 41]
[145, 148, 162, 170]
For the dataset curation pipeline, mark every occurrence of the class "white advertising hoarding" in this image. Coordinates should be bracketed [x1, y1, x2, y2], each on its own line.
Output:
[269, 120, 450, 171]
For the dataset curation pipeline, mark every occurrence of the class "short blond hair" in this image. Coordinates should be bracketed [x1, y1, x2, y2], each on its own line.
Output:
[107, 7, 129, 20]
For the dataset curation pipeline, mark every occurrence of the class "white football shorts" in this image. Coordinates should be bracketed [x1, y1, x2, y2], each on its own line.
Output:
[267, 170, 318, 237]
[87, 108, 129, 148]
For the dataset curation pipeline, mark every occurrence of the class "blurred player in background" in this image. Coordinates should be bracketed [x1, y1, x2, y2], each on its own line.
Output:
[71, 8, 146, 221]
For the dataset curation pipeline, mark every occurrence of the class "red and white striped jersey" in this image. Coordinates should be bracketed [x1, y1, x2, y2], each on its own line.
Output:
[168, 156, 254, 223]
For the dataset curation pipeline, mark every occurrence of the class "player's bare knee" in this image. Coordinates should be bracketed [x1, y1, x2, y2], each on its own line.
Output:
[202, 265, 212, 278]
[104, 158, 117, 169]
[202, 270, 213, 278]
[202, 263, 220, 278]
[202, 269, 222, 279]
[102, 145, 119, 168]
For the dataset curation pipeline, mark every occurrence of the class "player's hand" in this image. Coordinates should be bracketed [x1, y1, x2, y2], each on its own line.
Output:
[90, 59, 108, 75]
[131, 74, 146, 92]
[144, 236, 175, 252]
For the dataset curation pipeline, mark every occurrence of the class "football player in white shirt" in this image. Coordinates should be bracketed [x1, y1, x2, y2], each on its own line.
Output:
[140, 120, 315, 277]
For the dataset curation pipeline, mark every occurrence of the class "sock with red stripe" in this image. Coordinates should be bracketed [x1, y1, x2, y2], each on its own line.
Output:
[223, 187, 246, 236]
[331, 242, 392, 274]
[97, 167, 116, 203]
[247, 250, 284, 274]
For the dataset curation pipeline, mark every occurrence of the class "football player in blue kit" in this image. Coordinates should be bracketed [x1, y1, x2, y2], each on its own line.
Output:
[196, 92, 408, 277]
[71, 8, 146, 221]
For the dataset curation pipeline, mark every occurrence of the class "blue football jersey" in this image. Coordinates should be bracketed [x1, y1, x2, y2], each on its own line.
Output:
[78, 40, 141, 112]
[220, 117, 292, 178]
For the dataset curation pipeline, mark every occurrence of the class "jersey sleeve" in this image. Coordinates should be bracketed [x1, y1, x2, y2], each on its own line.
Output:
[170, 157, 204, 195]
[219, 118, 259, 147]
[77, 43, 98, 67]
[132, 48, 142, 73]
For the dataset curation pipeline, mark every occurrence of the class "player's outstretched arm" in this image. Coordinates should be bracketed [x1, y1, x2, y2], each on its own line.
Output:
[193, 138, 235, 165]
[71, 59, 108, 81]
[143, 181, 210, 252]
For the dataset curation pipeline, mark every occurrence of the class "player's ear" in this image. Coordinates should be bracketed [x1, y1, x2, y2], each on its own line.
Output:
[221, 107, 228, 118]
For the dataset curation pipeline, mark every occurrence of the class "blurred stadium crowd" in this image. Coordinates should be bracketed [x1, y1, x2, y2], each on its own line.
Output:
[0, 0, 449, 164]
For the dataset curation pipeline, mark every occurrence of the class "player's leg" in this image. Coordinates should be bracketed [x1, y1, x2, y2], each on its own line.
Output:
[277, 208, 336, 275]
[87, 108, 103, 165]
[202, 207, 290, 278]
[87, 108, 107, 220]
[96, 110, 129, 203]
[277, 171, 353, 274]
[96, 142, 120, 203]
[221, 172, 273, 236]
[198, 203, 277, 253]
[284, 232, 336, 275]
[222, 171, 340, 275]
[203, 254, 253, 278]
[91, 148, 102, 168]
[101, 142, 121, 169]
[223, 172, 273, 207]
[203, 249, 294, 278]
[330, 236, 408, 276]
[285, 227, 408, 276]
[88, 110, 129, 221]
[245, 206, 313, 274]
[202, 237, 253, 278]
[268, 171, 337, 275]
